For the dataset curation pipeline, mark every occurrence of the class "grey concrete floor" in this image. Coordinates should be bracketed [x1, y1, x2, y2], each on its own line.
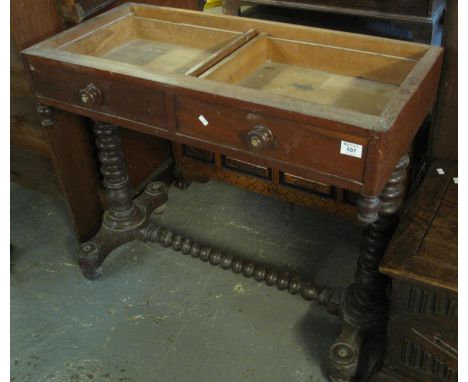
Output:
[11, 180, 360, 382]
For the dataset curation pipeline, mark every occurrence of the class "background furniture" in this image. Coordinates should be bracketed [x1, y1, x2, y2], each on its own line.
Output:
[223, 0, 446, 43]
[376, 160, 457, 382]
[374, 4, 458, 378]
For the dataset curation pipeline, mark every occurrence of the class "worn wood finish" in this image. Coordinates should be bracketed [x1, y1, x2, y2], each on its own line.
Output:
[373, 280, 457, 382]
[180, 0, 443, 214]
[380, 161, 457, 292]
[373, 160, 458, 382]
[185, 29, 259, 77]
[21, 7, 444, 380]
[23, 3, 443, 198]
[175, 94, 367, 188]
[376, 280, 457, 382]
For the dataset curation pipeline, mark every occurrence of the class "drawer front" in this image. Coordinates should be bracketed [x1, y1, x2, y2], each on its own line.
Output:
[174, 95, 367, 184]
[30, 63, 167, 131]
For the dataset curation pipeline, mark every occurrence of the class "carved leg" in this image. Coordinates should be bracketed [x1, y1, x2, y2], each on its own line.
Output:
[328, 155, 410, 382]
[77, 122, 168, 279]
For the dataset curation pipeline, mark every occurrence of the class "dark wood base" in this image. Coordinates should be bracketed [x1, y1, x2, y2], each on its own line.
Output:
[72, 119, 410, 381]
[328, 216, 398, 382]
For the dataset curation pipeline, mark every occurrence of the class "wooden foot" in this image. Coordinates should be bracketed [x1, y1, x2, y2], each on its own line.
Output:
[173, 168, 192, 190]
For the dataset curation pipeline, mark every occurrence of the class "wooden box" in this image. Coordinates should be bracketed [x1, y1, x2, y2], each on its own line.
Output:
[376, 160, 458, 382]
[22, 3, 443, 198]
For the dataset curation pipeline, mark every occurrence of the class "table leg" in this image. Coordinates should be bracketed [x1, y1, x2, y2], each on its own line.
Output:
[77, 122, 168, 279]
[75, 127, 342, 318]
[37, 104, 103, 241]
[328, 155, 410, 382]
[173, 165, 192, 190]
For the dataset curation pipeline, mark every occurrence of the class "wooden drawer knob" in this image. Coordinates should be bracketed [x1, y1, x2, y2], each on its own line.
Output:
[79, 83, 102, 106]
[246, 125, 274, 150]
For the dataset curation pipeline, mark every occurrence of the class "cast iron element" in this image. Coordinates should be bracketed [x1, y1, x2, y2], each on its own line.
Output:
[246, 125, 274, 150]
[77, 122, 168, 279]
[138, 223, 340, 313]
[79, 83, 102, 106]
[328, 155, 410, 382]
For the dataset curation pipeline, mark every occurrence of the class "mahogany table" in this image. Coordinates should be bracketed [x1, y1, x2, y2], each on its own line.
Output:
[23, 4, 443, 381]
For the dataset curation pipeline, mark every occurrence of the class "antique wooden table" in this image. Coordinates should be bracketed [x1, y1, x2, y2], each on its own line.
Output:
[22, 4, 443, 381]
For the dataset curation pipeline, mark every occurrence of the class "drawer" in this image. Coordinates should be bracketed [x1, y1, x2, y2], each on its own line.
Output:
[174, 95, 367, 184]
[29, 61, 167, 132]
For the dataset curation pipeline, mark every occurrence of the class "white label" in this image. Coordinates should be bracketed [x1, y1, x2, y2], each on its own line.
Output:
[198, 115, 209, 126]
[437, 168, 445, 175]
[453, 177, 458, 184]
[340, 141, 363, 158]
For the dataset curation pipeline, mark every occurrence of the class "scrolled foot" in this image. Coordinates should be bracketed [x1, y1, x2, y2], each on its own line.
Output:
[328, 322, 363, 382]
[329, 341, 359, 382]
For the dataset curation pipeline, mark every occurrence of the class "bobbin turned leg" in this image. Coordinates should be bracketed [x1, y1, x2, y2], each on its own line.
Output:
[328, 155, 410, 382]
[77, 122, 168, 279]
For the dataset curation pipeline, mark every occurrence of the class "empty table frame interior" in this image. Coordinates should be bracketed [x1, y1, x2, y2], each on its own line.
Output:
[201, 34, 417, 115]
[47, 7, 424, 118]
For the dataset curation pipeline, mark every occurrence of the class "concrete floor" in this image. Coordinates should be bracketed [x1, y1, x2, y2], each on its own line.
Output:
[11, 178, 361, 382]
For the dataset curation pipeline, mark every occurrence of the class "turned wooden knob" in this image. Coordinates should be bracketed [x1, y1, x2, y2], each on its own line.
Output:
[246, 125, 274, 150]
[79, 83, 102, 106]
